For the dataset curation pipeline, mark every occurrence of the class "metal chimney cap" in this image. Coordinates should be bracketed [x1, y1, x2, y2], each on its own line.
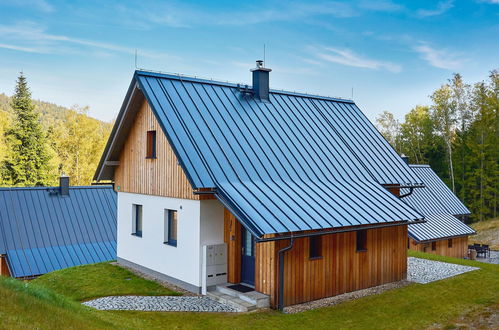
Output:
[251, 60, 272, 72]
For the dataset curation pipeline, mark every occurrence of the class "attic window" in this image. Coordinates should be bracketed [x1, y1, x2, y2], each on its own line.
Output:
[146, 130, 156, 159]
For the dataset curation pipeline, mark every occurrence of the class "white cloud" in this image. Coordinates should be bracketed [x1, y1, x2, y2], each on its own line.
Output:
[313, 46, 402, 72]
[417, 0, 454, 17]
[477, 0, 499, 3]
[413, 44, 465, 69]
[0, 23, 176, 59]
[2, 0, 54, 13]
[357, 0, 403, 12]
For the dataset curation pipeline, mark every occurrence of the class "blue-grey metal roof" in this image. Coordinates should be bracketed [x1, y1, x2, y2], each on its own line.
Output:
[0, 186, 117, 278]
[408, 214, 475, 242]
[95, 70, 424, 238]
[403, 165, 470, 216]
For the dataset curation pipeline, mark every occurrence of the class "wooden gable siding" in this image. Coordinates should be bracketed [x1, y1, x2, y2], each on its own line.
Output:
[115, 99, 213, 200]
[409, 236, 468, 258]
[0, 256, 10, 277]
[224, 207, 408, 308]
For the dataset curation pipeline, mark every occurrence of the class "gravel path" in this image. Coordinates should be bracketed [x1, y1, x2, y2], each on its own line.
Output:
[82, 296, 238, 312]
[407, 257, 479, 284]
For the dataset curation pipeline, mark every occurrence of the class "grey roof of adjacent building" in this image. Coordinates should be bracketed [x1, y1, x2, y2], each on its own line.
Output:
[408, 213, 475, 242]
[0, 186, 117, 278]
[403, 165, 470, 216]
[95, 70, 424, 238]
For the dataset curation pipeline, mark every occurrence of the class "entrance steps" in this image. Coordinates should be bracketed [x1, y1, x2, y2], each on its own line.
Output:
[207, 283, 270, 312]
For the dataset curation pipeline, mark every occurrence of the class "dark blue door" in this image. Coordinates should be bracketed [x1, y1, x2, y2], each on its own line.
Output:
[241, 227, 255, 286]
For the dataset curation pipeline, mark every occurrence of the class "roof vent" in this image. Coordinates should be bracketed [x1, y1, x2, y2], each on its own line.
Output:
[60, 174, 69, 196]
[251, 60, 271, 102]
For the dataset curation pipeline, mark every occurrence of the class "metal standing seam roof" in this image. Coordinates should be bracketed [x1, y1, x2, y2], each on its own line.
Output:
[403, 165, 470, 216]
[95, 70, 424, 238]
[408, 214, 475, 242]
[0, 186, 117, 278]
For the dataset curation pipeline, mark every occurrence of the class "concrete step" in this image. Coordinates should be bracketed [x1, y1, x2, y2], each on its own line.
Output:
[206, 291, 256, 312]
[214, 284, 270, 309]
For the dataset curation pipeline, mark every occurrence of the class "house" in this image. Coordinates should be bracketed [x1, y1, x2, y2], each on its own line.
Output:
[0, 176, 117, 278]
[94, 62, 425, 309]
[402, 164, 475, 258]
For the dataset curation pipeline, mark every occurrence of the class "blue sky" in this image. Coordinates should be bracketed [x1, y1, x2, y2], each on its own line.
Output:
[0, 0, 497, 122]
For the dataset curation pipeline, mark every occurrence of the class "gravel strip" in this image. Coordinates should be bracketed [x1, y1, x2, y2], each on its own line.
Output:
[83, 296, 238, 312]
[407, 257, 479, 284]
[284, 281, 411, 314]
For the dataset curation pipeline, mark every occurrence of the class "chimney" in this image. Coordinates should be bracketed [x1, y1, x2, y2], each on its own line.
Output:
[251, 60, 271, 101]
[400, 154, 409, 164]
[59, 174, 69, 196]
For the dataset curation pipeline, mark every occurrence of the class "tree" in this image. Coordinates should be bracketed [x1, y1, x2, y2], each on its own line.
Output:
[431, 84, 457, 192]
[1, 73, 54, 186]
[399, 106, 432, 164]
[375, 111, 401, 152]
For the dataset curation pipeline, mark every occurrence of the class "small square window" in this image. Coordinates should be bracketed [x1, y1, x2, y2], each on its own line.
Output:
[164, 209, 177, 247]
[448, 239, 453, 248]
[132, 204, 142, 237]
[309, 236, 322, 259]
[431, 241, 437, 251]
[356, 230, 367, 252]
[146, 130, 156, 159]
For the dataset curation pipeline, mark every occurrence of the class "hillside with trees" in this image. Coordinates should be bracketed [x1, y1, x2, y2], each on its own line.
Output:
[0, 74, 113, 186]
[376, 70, 498, 222]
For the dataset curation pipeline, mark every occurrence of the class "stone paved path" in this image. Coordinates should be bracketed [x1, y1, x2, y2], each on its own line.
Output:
[407, 257, 479, 284]
[82, 296, 238, 312]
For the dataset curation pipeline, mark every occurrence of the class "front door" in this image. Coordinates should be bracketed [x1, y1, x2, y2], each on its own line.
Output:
[241, 227, 255, 286]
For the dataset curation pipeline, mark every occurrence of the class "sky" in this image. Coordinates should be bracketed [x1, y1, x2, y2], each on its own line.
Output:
[0, 0, 497, 122]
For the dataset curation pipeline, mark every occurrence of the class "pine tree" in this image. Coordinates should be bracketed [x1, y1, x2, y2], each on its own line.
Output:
[2, 73, 53, 186]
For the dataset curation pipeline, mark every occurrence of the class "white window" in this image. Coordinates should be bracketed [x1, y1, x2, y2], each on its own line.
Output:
[132, 204, 143, 237]
[164, 209, 177, 246]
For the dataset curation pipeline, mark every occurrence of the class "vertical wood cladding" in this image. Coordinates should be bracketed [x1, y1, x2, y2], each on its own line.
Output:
[223, 207, 408, 308]
[114, 99, 215, 200]
[0, 256, 10, 277]
[409, 236, 468, 258]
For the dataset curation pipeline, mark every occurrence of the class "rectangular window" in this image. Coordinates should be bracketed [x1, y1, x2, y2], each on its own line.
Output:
[164, 209, 177, 246]
[132, 204, 142, 237]
[309, 236, 322, 259]
[356, 230, 367, 252]
[146, 130, 156, 159]
[431, 241, 437, 251]
[448, 239, 453, 248]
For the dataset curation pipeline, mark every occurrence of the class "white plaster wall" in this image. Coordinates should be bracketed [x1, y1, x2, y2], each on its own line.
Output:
[117, 192, 201, 287]
[199, 199, 225, 246]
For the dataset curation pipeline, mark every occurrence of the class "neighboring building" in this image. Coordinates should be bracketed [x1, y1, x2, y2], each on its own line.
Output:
[402, 165, 475, 258]
[0, 177, 117, 278]
[94, 63, 425, 309]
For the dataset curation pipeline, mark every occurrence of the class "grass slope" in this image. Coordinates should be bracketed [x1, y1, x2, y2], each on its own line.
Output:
[32, 262, 180, 301]
[1, 252, 498, 329]
[470, 218, 499, 250]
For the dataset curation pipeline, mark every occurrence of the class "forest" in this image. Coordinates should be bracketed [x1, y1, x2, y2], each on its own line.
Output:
[0, 74, 112, 187]
[376, 71, 498, 222]
[0, 72, 496, 223]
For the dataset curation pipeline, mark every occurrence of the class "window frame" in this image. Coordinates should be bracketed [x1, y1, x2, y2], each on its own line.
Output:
[146, 130, 157, 159]
[132, 204, 143, 237]
[431, 241, 437, 251]
[164, 209, 177, 247]
[448, 238, 453, 248]
[309, 236, 322, 260]
[356, 229, 367, 252]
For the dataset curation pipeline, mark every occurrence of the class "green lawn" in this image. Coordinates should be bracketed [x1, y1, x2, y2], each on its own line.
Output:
[32, 262, 180, 301]
[1, 252, 498, 329]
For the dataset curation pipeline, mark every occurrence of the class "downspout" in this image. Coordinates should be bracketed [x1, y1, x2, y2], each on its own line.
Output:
[277, 237, 294, 312]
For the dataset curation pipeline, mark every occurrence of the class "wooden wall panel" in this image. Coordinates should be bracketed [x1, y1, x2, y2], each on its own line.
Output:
[224, 209, 241, 283]
[114, 99, 204, 200]
[409, 236, 468, 258]
[0, 256, 10, 277]
[254, 224, 408, 308]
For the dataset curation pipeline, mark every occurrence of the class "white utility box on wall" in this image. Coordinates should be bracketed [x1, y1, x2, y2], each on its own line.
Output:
[201, 243, 227, 294]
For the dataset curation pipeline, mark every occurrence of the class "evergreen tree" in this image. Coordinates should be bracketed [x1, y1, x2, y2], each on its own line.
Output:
[2, 73, 54, 186]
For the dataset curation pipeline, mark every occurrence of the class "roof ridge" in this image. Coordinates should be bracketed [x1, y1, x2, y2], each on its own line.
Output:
[0, 185, 113, 191]
[135, 70, 355, 104]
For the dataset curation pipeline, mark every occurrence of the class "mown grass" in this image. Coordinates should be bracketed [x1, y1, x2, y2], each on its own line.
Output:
[1, 252, 498, 329]
[32, 262, 180, 301]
